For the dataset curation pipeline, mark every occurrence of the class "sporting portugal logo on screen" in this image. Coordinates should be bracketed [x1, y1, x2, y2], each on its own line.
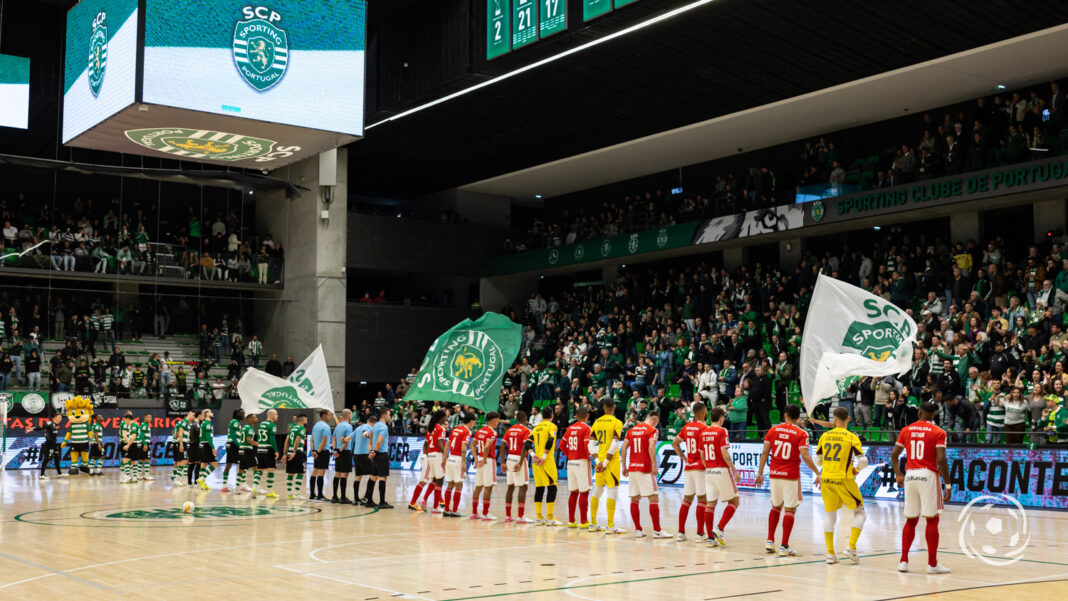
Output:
[232, 6, 289, 92]
[88, 10, 108, 97]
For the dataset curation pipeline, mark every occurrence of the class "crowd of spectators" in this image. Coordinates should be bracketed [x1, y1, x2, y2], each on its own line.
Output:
[0, 290, 286, 407]
[389, 227, 1068, 447]
[0, 193, 284, 284]
[508, 81, 1065, 253]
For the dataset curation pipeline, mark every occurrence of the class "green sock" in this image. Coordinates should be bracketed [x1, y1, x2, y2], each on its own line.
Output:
[265, 471, 275, 490]
[286, 474, 293, 494]
[237, 470, 246, 486]
[202, 464, 215, 479]
[253, 470, 262, 488]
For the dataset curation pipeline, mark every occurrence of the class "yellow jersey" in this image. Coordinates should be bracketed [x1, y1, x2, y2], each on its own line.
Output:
[531, 420, 558, 460]
[591, 414, 623, 462]
[816, 427, 864, 480]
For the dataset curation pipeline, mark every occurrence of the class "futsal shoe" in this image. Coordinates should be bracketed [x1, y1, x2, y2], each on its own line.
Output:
[221, 486, 231, 493]
[696, 533, 707, 543]
[265, 491, 278, 499]
[706, 532, 720, 548]
[567, 522, 578, 528]
[378, 502, 394, 509]
[504, 517, 514, 523]
[481, 514, 499, 521]
[898, 562, 909, 573]
[652, 531, 669, 539]
[675, 533, 687, 542]
[606, 526, 625, 535]
[197, 478, 209, 490]
[841, 549, 859, 564]
[926, 564, 951, 575]
[778, 546, 797, 557]
[713, 528, 726, 546]
[430, 506, 443, 514]
[39, 474, 48, 480]
[469, 514, 481, 520]
[546, 519, 563, 527]
[408, 503, 422, 511]
[765, 540, 776, 553]
[635, 530, 646, 539]
[579, 522, 590, 529]
[516, 516, 535, 524]
[144, 475, 155, 481]
[826, 553, 838, 565]
[587, 523, 601, 532]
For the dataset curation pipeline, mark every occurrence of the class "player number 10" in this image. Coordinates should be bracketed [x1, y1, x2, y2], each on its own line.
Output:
[909, 439, 925, 459]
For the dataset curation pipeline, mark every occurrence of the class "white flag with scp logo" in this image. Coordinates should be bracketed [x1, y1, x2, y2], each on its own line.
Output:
[799, 274, 917, 414]
[238, 345, 334, 414]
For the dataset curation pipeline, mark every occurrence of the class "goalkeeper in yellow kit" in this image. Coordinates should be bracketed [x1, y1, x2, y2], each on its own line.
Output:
[531, 407, 561, 525]
[589, 399, 624, 534]
[815, 406, 867, 565]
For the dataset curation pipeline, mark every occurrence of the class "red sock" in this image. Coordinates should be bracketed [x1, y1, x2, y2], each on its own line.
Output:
[925, 516, 940, 567]
[678, 502, 691, 534]
[452, 489, 461, 512]
[505, 502, 512, 518]
[768, 507, 781, 542]
[695, 502, 707, 535]
[482, 500, 490, 516]
[901, 517, 919, 563]
[704, 505, 715, 536]
[579, 492, 589, 524]
[630, 501, 642, 531]
[717, 503, 736, 531]
[781, 511, 796, 547]
[433, 484, 442, 508]
[650, 501, 661, 532]
[410, 483, 424, 505]
[472, 496, 478, 515]
[568, 492, 579, 523]
[424, 484, 436, 503]
[518, 502, 525, 518]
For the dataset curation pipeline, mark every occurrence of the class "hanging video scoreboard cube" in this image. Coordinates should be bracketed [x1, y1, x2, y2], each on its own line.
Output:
[62, 0, 366, 169]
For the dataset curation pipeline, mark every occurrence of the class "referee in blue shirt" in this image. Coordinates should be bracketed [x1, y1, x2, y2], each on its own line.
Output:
[364, 408, 394, 508]
[332, 409, 354, 504]
[353, 418, 375, 507]
[310, 410, 333, 501]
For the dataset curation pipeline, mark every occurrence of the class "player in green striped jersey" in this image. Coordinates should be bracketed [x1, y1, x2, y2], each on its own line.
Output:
[89, 414, 105, 476]
[221, 408, 246, 492]
[170, 412, 192, 486]
[119, 412, 136, 483]
[138, 413, 154, 481]
[236, 414, 259, 492]
[252, 409, 279, 498]
[196, 409, 220, 490]
[285, 414, 309, 499]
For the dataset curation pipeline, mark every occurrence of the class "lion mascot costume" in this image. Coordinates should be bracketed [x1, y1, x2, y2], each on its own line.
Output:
[61, 396, 94, 475]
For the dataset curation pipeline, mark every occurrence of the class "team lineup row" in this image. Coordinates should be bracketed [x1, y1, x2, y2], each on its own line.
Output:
[44, 400, 952, 574]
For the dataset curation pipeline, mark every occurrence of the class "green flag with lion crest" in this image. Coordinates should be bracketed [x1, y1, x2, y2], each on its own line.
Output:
[403, 312, 521, 412]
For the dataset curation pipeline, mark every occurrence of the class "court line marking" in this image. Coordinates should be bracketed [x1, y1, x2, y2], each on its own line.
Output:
[0, 532, 397, 591]
[0, 551, 114, 593]
[12, 502, 377, 528]
[871, 577, 1068, 600]
[276, 564, 433, 601]
[438, 552, 903, 601]
[705, 591, 783, 600]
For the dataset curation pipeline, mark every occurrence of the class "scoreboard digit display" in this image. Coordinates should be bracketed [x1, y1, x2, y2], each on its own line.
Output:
[486, 0, 511, 59]
[583, 0, 612, 21]
[539, 0, 566, 38]
[512, 0, 538, 50]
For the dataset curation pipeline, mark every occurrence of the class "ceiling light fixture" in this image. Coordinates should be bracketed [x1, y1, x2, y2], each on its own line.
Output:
[365, 0, 720, 130]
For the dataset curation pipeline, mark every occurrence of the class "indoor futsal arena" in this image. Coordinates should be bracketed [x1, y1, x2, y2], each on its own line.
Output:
[3, 2, 1068, 600]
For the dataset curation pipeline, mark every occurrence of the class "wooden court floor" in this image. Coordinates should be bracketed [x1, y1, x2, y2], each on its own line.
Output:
[0, 468, 1063, 601]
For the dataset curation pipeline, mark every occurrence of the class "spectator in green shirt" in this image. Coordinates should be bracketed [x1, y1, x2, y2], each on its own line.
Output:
[727, 385, 749, 440]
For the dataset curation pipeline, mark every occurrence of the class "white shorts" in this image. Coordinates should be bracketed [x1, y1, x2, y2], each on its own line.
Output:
[445, 455, 466, 483]
[505, 454, 528, 486]
[475, 460, 496, 488]
[424, 452, 444, 480]
[704, 467, 738, 502]
[903, 469, 943, 518]
[567, 459, 591, 492]
[628, 471, 657, 497]
[683, 469, 706, 497]
[769, 478, 802, 509]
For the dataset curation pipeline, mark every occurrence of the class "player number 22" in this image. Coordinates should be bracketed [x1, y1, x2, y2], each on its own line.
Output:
[822, 442, 841, 461]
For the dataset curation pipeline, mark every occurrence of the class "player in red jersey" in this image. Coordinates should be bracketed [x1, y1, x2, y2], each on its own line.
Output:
[699, 407, 740, 547]
[443, 413, 477, 517]
[409, 410, 449, 512]
[754, 405, 821, 556]
[623, 414, 667, 539]
[503, 411, 534, 523]
[671, 402, 708, 542]
[891, 401, 951, 574]
[471, 412, 501, 521]
[562, 407, 594, 527]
